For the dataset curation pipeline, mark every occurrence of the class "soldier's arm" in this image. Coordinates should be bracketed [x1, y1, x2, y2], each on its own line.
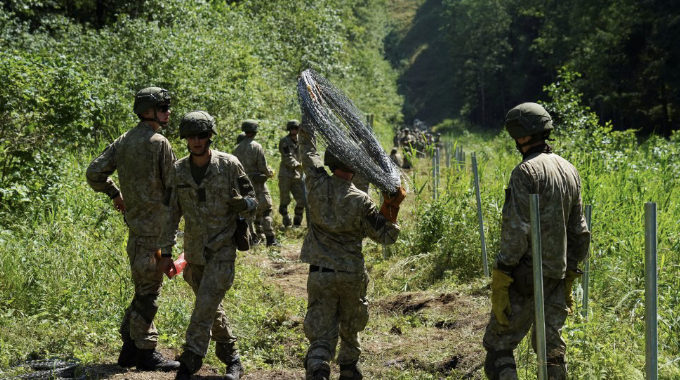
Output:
[158, 165, 183, 255]
[280, 138, 301, 170]
[494, 166, 533, 273]
[566, 181, 590, 271]
[86, 141, 120, 200]
[232, 161, 258, 211]
[256, 144, 271, 178]
[298, 119, 327, 187]
[361, 197, 400, 245]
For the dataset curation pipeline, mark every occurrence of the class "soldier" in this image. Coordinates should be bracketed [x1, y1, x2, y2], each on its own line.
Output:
[86, 87, 179, 370]
[351, 172, 370, 194]
[389, 148, 403, 168]
[278, 119, 306, 227]
[160, 111, 257, 380]
[399, 128, 414, 150]
[298, 121, 405, 380]
[482, 103, 590, 380]
[233, 120, 279, 246]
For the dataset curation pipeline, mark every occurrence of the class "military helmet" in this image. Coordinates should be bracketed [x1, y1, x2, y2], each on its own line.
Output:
[286, 119, 300, 130]
[241, 119, 259, 133]
[133, 87, 171, 114]
[179, 111, 217, 138]
[504, 102, 553, 139]
[324, 150, 353, 173]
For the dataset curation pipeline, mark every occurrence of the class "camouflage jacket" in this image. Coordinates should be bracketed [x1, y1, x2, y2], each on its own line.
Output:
[495, 150, 590, 279]
[298, 127, 400, 273]
[86, 122, 175, 240]
[278, 134, 302, 179]
[233, 137, 272, 184]
[159, 150, 257, 264]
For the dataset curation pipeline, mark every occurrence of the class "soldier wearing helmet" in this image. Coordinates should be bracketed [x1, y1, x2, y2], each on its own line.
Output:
[277, 119, 306, 227]
[233, 119, 279, 246]
[161, 111, 257, 380]
[298, 115, 404, 380]
[482, 102, 590, 380]
[86, 86, 179, 370]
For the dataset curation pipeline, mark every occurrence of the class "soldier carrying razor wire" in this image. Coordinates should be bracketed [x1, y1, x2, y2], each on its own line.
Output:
[86, 87, 180, 370]
[482, 102, 590, 380]
[298, 116, 405, 380]
[278, 119, 306, 227]
[159, 111, 257, 380]
[233, 119, 279, 246]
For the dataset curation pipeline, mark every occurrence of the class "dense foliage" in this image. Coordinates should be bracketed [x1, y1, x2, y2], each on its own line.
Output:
[387, 0, 680, 135]
[0, 0, 402, 218]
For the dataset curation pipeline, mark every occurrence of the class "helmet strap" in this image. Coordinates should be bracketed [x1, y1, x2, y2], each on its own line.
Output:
[187, 139, 212, 157]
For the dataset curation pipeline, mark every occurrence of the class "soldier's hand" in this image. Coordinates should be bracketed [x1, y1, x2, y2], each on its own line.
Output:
[491, 269, 514, 327]
[112, 194, 126, 213]
[227, 189, 249, 212]
[564, 269, 582, 314]
[157, 255, 174, 274]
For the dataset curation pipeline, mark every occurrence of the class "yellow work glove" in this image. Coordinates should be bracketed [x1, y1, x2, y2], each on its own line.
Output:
[491, 269, 514, 327]
[564, 269, 582, 314]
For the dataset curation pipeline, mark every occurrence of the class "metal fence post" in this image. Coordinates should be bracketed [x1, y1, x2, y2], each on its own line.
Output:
[530, 194, 548, 380]
[582, 205, 592, 318]
[472, 153, 489, 277]
[645, 202, 658, 380]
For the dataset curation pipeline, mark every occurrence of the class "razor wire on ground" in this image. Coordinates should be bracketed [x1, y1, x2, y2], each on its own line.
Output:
[0, 358, 83, 380]
[297, 69, 405, 194]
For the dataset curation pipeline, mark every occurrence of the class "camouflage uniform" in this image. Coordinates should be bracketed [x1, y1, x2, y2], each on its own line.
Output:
[86, 121, 175, 350]
[160, 150, 257, 361]
[389, 150, 403, 168]
[233, 136, 274, 240]
[278, 134, 306, 225]
[351, 172, 370, 194]
[298, 127, 400, 377]
[483, 147, 590, 379]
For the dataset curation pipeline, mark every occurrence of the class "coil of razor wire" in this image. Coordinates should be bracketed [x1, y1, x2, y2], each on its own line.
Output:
[0, 358, 83, 380]
[297, 69, 403, 193]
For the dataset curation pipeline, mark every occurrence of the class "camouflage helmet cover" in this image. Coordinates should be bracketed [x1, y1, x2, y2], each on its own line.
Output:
[133, 87, 171, 114]
[286, 119, 300, 130]
[504, 102, 553, 139]
[179, 111, 217, 138]
[241, 119, 259, 133]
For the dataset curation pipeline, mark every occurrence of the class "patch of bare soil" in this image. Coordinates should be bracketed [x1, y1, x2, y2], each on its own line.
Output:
[364, 291, 490, 378]
[241, 241, 308, 300]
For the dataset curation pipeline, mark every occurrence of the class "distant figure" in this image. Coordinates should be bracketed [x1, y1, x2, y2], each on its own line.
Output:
[278, 119, 306, 227]
[162, 111, 256, 380]
[235, 132, 246, 145]
[298, 118, 404, 380]
[86, 87, 179, 370]
[233, 120, 279, 246]
[483, 102, 590, 380]
[389, 147, 403, 168]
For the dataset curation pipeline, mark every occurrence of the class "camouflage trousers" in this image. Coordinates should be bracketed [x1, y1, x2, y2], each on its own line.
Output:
[483, 276, 568, 380]
[278, 176, 305, 220]
[304, 270, 369, 376]
[120, 232, 164, 350]
[251, 183, 274, 238]
[182, 250, 237, 358]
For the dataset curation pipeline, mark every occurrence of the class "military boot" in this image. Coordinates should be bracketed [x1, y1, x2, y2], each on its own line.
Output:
[339, 361, 363, 380]
[310, 367, 330, 380]
[216, 342, 244, 380]
[293, 214, 303, 227]
[282, 213, 292, 227]
[175, 350, 203, 380]
[136, 349, 180, 371]
[266, 235, 280, 247]
[116, 339, 137, 368]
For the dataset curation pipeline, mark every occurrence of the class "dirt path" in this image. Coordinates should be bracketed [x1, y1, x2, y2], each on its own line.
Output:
[80, 237, 488, 379]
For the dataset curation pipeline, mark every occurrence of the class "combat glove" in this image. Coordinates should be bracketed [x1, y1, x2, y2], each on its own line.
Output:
[491, 269, 514, 327]
[380, 186, 406, 223]
[564, 269, 582, 314]
[227, 189, 249, 212]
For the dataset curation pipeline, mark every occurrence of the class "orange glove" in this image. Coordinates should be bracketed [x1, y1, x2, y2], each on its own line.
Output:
[380, 186, 406, 223]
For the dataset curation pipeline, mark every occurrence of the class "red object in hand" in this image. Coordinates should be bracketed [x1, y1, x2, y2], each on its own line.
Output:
[166, 252, 187, 278]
